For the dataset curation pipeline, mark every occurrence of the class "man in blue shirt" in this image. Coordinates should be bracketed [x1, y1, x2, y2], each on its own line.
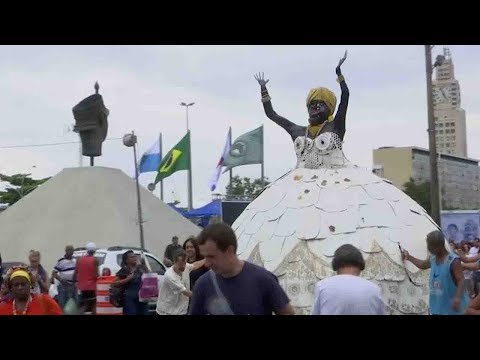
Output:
[190, 223, 295, 315]
[402, 230, 468, 315]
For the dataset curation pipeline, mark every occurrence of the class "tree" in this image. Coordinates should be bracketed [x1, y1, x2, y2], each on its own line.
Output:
[0, 173, 50, 206]
[403, 178, 431, 213]
[225, 176, 270, 201]
[403, 178, 460, 212]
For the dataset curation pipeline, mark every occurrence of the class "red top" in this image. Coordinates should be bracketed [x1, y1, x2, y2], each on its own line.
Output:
[76, 256, 97, 291]
[0, 294, 63, 315]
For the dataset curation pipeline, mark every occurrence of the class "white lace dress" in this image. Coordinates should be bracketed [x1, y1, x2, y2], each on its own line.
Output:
[233, 131, 438, 315]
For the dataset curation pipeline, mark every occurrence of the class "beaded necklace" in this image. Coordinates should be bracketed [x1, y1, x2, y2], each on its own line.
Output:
[12, 296, 32, 315]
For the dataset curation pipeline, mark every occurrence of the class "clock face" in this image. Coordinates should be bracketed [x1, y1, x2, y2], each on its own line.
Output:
[440, 86, 451, 102]
[433, 84, 456, 105]
[433, 87, 447, 104]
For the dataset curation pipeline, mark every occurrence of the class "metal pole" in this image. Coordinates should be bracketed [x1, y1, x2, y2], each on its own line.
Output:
[90, 157, 94, 167]
[425, 45, 441, 226]
[159, 132, 164, 201]
[187, 129, 193, 211]
[132, 131, 145, 249]
[229, 127, 233, 186]
[261, 163, 265, 188]
[180, 102, 194, 210]
[79, 142, 83, 167]
[260, 124, 265, 187]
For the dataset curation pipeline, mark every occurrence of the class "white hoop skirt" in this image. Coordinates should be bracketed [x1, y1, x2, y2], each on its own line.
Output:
[233, 161, 438, 315]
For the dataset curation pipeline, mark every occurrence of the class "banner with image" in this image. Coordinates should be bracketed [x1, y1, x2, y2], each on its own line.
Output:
[441, 211, 480, 243]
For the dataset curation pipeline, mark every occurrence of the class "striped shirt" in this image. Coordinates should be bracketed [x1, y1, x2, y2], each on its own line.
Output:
[54, 257, 76, 283]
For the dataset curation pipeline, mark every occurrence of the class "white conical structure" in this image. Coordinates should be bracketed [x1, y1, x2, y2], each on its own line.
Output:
[234, 163, 439, 315]
[0, 167, 200, 272]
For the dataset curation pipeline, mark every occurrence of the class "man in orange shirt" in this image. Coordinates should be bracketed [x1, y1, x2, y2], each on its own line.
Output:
[73, 242, 99, 314]
[0, 267, 62, 315]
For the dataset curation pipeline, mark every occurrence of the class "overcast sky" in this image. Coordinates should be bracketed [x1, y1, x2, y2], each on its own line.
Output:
[0, 45, 479, 208]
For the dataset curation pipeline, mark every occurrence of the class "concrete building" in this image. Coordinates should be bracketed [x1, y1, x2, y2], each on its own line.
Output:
[432, 47, 468, 157]
[373, 146, 480, 210]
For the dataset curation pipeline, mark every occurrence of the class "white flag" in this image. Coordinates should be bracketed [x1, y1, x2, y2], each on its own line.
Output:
[208, 127, 232, 192]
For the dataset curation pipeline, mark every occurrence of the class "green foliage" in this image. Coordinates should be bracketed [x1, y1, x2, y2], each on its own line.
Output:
[225, 175, 269, 201]
[0, 173, 50, 206]
[403, 177, 431, 213]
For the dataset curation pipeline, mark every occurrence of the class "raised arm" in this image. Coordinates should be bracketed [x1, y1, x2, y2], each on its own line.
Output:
[462, 262, 480, 271]
[333, 51, 349, 140]
[191, 258, 206, 271]
[254, 72, 300, 140]
[401, 250, 430, 270]
[456, 250, 480, 263]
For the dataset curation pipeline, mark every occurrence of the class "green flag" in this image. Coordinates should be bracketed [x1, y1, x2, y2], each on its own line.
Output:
[223, 126, 263, 172]
[154, 132, 190, 184]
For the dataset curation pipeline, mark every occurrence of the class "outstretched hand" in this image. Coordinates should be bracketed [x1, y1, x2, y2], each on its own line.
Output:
[254, 72, 269, 87]
[336, 50, 348, 75]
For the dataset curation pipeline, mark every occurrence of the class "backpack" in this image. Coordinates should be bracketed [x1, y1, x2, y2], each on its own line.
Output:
[109, 284, 125, 308]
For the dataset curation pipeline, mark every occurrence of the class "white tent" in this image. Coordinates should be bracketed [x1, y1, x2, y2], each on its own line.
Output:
[0, 166, 200, 272]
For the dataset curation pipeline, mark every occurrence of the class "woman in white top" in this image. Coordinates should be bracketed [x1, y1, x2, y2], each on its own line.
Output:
[156, 249, 204, 315]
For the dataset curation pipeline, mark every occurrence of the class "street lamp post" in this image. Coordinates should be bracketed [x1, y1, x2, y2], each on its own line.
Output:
[425, 45, 445, 226]
[180, 102, 195, 132]
[180, 101, 195, 211]
[123, 131, 145, 249]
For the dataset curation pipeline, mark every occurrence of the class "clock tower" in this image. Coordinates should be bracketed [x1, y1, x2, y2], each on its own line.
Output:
[432, 47, 467, 157]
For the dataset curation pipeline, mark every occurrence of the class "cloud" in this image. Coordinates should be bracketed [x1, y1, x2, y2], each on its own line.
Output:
[0, 45, 479, 207]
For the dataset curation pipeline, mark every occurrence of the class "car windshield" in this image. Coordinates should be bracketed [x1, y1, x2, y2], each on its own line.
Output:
[116, 254, 141, 267]
[115, 254, 165, 275]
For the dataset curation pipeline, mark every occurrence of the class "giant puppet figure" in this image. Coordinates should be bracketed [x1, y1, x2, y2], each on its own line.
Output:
[232, 52, 438, 314]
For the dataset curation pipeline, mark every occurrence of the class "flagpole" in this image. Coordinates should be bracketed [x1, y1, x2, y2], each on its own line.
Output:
[187, 130, 193, 211]
[159, 132, 164, 201]
[229, 126, 233, 188]
[79, 141, 83, 167]
[260, 124, 265, 187]
[180, 102, 195, 211]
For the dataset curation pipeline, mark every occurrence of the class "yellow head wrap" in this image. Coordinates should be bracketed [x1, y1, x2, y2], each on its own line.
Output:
[10, 269, 31, 284]
[306, 87, 337, 121]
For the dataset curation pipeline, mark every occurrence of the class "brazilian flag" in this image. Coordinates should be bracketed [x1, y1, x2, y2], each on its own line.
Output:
[154, 132, 190, 184]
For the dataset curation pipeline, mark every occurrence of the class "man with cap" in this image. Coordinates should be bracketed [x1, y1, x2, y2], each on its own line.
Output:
[73, 242, 99, 314]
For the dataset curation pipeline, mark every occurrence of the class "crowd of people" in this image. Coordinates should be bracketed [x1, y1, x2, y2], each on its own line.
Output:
[1, 224, 480, 315]
[0, 242, 100, 315]
[448, 238, 480, 298]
